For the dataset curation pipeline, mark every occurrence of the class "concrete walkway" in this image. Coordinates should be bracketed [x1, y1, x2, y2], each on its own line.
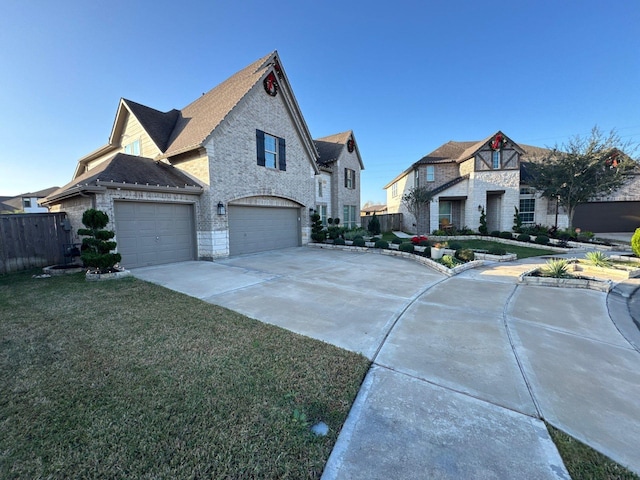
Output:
[132, 246, 640, 478]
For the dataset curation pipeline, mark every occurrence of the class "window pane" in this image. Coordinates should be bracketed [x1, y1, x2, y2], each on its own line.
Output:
[492, 151, 500, 169]
[265, 152, 276, 168]
[264, 135, 276, 152]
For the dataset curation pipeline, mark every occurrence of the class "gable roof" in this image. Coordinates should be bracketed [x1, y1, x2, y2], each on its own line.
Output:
[314, 130, 365, 170]
[0, 187, 60, 212]
[45, 154, 202, 204]
[122, 99, 180, 152]
[163, 52, 275, 158]
[384, 131, 529, 188]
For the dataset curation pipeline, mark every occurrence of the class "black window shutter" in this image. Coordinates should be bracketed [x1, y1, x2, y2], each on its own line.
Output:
[278, 137, 286, 171]
[344, 169, 348, 188]
[353, 170, 356, 189]
[256, 130, 265, 166]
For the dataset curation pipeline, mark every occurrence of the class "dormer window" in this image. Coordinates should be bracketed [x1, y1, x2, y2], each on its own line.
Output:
[124, 140, 140, 156]
[492, 150, 500, 169]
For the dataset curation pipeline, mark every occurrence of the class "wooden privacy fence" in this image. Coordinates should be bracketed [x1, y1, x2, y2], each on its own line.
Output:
[0, 213, 73, 274]
[360, 213, 403, 233]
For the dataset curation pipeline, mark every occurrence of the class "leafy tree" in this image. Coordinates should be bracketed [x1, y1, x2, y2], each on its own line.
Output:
[402, 186, 433, 236]
[78, 209, 122, 272]
[367, 212, 381, 235]
[526, 127, 638, 229]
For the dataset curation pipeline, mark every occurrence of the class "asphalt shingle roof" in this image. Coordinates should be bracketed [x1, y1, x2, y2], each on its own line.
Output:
[314, 130, 353, 166]
[163, 52, 275, 157]
[123, 99, 180, 152]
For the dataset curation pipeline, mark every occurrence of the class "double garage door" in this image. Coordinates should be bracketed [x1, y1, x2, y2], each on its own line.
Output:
[115, 201, 196, 269]
[228, 205, 300, 256]
[573, 201, 640, 232]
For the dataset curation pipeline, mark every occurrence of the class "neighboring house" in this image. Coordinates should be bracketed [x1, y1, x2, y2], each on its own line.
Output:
[361, 204, 387, 216]
[385, 131, 640, 234]
[43, 51, 363, 268]
[314, 131, 365, 228]
[0, 187, 59, 214]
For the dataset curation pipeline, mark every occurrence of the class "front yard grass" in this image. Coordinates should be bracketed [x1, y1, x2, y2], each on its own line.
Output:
[0, 270, 370, 479]
[453, 239, 556, 259]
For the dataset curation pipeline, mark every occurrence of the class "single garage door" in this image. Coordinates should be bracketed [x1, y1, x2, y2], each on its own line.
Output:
[228, 205, 300, 256]
[573, 201, 640, 232]
[114, 201, 196, 268]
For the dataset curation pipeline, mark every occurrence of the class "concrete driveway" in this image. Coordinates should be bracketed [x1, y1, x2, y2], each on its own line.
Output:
[132, 247, 640, 478]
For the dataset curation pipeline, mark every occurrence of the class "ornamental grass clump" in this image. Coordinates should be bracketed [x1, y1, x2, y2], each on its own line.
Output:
[542, 258, 570, 278]
[439, 254, 458, 268]
[585, 251, 612, 268]
[632, 228, 640, 257]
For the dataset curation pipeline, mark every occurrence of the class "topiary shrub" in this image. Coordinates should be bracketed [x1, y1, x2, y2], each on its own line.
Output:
[488, 245, 507, 255]
[78, 209, 122, 272]
[490, 230, 501, 237]
[517, 234, 531, 242]
[310, 213, 325, 242]
[455, 248, 475, 262]
[353, 238, 366, 247]
[448, 241, 463, 251]
[333, 237, 345, 245]
[632, 228, 640, 257]
[499, 231, 513, 239]
[374, 240, 389, 249]
[399, 242, 415, 253]
[534, 235, 550, 245]
[391, 237, 403, 245]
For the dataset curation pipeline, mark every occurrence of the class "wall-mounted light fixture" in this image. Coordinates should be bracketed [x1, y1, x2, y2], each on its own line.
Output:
[309, 207, 316, 216]
[478, 205, 483, 212]
[217, 201, 226, 215]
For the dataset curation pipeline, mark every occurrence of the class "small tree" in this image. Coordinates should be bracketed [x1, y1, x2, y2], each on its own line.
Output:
[527, 127, 638, 229]
[310, 213, 325, 242]
[632, 228, 640, 257]
[402, 186, 433, 236]
[479, 208, 488, 235]
[78, 209, 122, 272]
[513, 206, 522, 233]
[367, 212, 381, 236]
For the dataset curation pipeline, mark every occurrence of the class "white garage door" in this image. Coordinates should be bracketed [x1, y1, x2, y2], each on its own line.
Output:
[228, 206, 300, 256]
[114, 201, 195, 268]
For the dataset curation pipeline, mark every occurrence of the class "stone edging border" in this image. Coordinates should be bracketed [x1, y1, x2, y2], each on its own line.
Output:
[307, 243, 490, 277]
[517, 266, 613, 292]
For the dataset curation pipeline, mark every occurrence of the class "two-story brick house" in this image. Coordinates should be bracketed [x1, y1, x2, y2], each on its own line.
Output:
[43, 51, 363, 268]
[384, 132, 564, 234]
[314, 131, 365, 228]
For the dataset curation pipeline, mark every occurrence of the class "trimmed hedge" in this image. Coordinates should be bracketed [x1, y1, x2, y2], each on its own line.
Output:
[499, 231, 513, 239]
[399, 242, 415, 253]
[333, 238, 345, 245]
[391, 237, 403, 245]
[488, 245, 507, 255]
[374, 240, 389, 249]
[534, 235, 550, 245]
[517, 234, 531, 242]
[353, 238, 366, 247]
[490, 231, 501, 237]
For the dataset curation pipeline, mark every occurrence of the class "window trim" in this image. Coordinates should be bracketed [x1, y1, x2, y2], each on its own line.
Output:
[492, 150, 500, 169]
[519, 198, 536, 224]
[124, 139, 141, 156]
[391, 183, 398, 197]
[426, 165, 435, 182]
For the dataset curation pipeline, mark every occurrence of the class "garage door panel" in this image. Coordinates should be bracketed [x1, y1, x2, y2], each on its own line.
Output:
[115, 202, 195, 268]
[228, 206, 300, 256]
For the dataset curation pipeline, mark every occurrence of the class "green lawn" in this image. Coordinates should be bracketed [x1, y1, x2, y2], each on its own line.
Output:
[0, 271, 369, 479]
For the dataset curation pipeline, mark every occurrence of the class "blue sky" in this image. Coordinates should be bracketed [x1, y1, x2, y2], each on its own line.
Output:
[1, 0, 639, 203]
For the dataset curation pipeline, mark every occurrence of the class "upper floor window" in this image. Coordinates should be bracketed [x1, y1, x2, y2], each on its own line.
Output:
[345, 168, 356, 189]
[22, 198, 32, 208]
[124, 139, 140, 156]
[391, 183, 398, 197]
[426, 165, 435, 182]
[492, 150, 500, 169]
[256, 130, 286, 171]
